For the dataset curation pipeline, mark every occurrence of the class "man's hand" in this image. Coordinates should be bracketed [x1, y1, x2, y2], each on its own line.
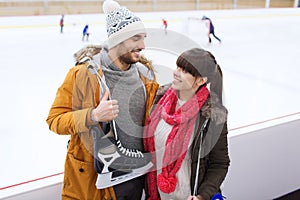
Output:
[91, 90, 119, 122]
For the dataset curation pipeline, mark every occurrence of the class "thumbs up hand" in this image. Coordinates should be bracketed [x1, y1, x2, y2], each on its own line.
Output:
[91, 89, 119, 122]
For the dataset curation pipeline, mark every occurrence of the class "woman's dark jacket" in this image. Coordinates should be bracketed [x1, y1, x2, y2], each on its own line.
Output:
[150, 84, 230, 200]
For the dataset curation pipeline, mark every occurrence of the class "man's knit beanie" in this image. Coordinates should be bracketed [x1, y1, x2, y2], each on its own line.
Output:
[103, 0, 146, 49]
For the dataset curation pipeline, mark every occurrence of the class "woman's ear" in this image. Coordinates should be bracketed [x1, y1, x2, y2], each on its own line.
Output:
[196, 76, 208, 86]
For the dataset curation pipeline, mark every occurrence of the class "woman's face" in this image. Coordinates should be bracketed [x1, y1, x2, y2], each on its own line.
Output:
[172, 66, 197, 92]
[172, 66, 207, 100]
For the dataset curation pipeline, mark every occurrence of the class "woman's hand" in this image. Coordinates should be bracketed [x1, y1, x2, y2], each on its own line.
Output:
[187, 195, 205, 200]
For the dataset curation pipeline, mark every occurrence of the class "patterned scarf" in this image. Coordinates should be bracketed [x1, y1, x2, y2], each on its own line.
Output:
[144, 86, 209, 199]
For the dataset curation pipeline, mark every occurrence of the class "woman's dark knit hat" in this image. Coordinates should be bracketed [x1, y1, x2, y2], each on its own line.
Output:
[177, 48, 217, 83]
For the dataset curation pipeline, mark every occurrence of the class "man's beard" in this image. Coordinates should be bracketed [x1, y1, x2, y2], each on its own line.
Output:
[118, 51, 139, 66]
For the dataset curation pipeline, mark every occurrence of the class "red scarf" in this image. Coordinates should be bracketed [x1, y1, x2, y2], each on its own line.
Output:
[144, 86, 209, 199]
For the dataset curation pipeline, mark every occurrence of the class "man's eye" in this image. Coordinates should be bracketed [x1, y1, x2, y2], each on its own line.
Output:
[132, 36, 140, 41]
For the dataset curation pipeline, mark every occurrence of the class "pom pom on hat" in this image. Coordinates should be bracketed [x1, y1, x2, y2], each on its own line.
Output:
[102, 0, 146, 49]
[102, 0, 120, 14]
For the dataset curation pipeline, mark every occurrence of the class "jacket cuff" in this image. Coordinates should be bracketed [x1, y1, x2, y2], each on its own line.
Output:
[86, 108, 98, 127]
[198, 192, 210, 200]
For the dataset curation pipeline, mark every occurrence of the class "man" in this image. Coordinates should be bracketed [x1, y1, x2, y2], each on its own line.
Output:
[201, 16, 222, 43]
[46, 0, 159, 199]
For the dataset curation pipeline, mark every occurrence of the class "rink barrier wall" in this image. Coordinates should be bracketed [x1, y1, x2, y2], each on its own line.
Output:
[1, 112, 300, 199]
[222, 112, 300, 200]
[0, 0, 297, 16]
[1, 9, 300, 30]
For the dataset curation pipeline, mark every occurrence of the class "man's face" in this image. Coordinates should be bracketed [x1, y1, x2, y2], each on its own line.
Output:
[116, 33, 146, 66]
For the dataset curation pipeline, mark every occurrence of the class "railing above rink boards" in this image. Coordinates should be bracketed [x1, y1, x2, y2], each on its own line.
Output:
[0, 0, 299, 16]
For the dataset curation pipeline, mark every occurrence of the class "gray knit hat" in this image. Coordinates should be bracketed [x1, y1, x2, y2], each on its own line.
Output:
[103, 0, 146, 49]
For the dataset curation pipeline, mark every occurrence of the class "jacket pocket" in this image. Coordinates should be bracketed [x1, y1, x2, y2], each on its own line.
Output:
[62, 153, 112, 200]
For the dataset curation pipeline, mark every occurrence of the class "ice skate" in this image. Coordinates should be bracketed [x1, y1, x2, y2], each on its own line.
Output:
[95, 150, 153, 189]
[91, 125, 153, 189]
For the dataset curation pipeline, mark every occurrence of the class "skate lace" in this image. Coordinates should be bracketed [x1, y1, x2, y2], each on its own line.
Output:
[116, 140, 144, 158]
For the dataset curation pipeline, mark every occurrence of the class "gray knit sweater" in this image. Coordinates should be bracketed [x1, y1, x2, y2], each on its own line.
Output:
[99, 49, 146, 150]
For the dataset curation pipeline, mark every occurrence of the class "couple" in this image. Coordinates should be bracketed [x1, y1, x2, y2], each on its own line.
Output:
[46, 0, 230, 200]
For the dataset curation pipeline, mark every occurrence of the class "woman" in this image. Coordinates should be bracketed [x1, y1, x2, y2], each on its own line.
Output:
[144, 48, 230, 200]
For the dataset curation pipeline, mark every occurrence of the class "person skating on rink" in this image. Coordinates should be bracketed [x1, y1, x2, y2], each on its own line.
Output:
[201, 16, 221, 43]
[82, 24, 90, 41]
[60, 14, 64, 33]
[162, 18, 168, 34]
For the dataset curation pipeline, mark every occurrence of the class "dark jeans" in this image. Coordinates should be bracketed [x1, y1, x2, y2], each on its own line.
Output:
[209, 29, 221, 43]
[113, 176, 145, 200]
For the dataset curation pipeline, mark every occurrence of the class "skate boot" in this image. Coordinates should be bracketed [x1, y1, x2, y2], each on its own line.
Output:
[91, 125, 153, 189]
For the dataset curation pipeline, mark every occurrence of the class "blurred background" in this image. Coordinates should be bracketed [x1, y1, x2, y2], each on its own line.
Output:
[1, 0, 299, 16]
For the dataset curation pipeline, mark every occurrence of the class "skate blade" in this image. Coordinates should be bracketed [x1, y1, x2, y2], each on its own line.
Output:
[95, 162, 153, 189]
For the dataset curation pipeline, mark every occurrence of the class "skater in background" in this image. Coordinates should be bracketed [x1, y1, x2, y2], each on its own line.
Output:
[201, 16, 221, 43]
[46, 0, 158, 199]
[144, 48, 230, 200]
[82, 24, 90, 41]
[59, 14, 64, 33]
[162, 18, 168, 34]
